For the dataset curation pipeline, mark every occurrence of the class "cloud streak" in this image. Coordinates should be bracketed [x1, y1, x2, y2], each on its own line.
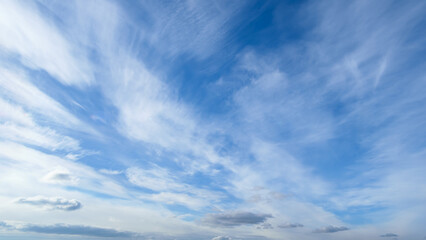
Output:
[381, 233, 398, 237]
[0, 0, 93, 87]
[277, 223, 304, 228]
[313, 225, 349, 233]
[15, 196, 82, 211]
[202, 212, 272, 227]
[212, 236, 232, 240]
[20, 223, 136, 238]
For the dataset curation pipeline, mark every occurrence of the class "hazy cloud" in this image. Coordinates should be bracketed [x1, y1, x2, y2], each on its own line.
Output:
[257, 223, 273, 229]
[42, 169, 78, 184]
[203, 211, 272, 227]
[15, 196, 82, 211]
[0, 221, 14, 230]
[381, 233, 398, 237]
[212, 236, 232, 240]
[20, 223, 136, 238]
[126, 166, 183, 192]
[99, 169, 123, 175]
[313, 225, 349, 233]
[277, 223, 304, 228]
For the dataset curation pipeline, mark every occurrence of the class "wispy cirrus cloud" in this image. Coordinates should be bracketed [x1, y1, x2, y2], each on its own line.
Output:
[0, 122, 80, 151]
[0, 67, 82, 128]
[0, 0, 425, 239]
[137, 0, 247, 59]
[0, 0, 93, 87]
[126, 166, 184, 192]
[127, 166, 224, 210]
[0, 142, 127, 198]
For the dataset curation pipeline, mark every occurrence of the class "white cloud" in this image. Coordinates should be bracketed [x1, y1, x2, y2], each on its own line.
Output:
[126, 166, 184, 192]
[0, 0, 424, 239]
[0, 142, 127, 198]
[105, 58, 214, 165]
[139, 192, 207, 210]
[0, 67, 82, 128]
[99, 169, 123, 175]
[0, 122, 80, 151]
[233, 56, 333, 143]
[0, 98, 35, 127]
[0, 0, 93, 87]
[127, 166, 224, 210]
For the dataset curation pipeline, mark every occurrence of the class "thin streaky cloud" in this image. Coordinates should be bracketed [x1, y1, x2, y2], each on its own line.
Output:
[0, 0, 425, 239]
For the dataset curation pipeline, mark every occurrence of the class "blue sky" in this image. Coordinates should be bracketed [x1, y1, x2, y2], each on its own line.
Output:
[0, 0, 425, 239]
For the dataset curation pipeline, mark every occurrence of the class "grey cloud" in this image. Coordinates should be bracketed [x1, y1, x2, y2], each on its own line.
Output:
[49, 173, 71, 181]
[257, 223, 273, 229]
[381, 233, 398, 237]
[21, 223, 136, 238]
[203, 211, 272, 227]
[277, 223, 304, 228]
[42, 170, 78, 184]
[16, 196, 82, 211]
[313, 225, 349, 233]
[212, 236, 232, 240]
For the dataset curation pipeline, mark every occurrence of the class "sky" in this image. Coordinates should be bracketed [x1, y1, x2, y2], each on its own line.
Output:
[0, 0, 425, 239]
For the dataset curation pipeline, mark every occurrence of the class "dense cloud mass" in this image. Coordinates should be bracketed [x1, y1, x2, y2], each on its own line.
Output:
[203, 212, 272, 227]
[15, 196, 82, 211]
[313, 225, 349, 233]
